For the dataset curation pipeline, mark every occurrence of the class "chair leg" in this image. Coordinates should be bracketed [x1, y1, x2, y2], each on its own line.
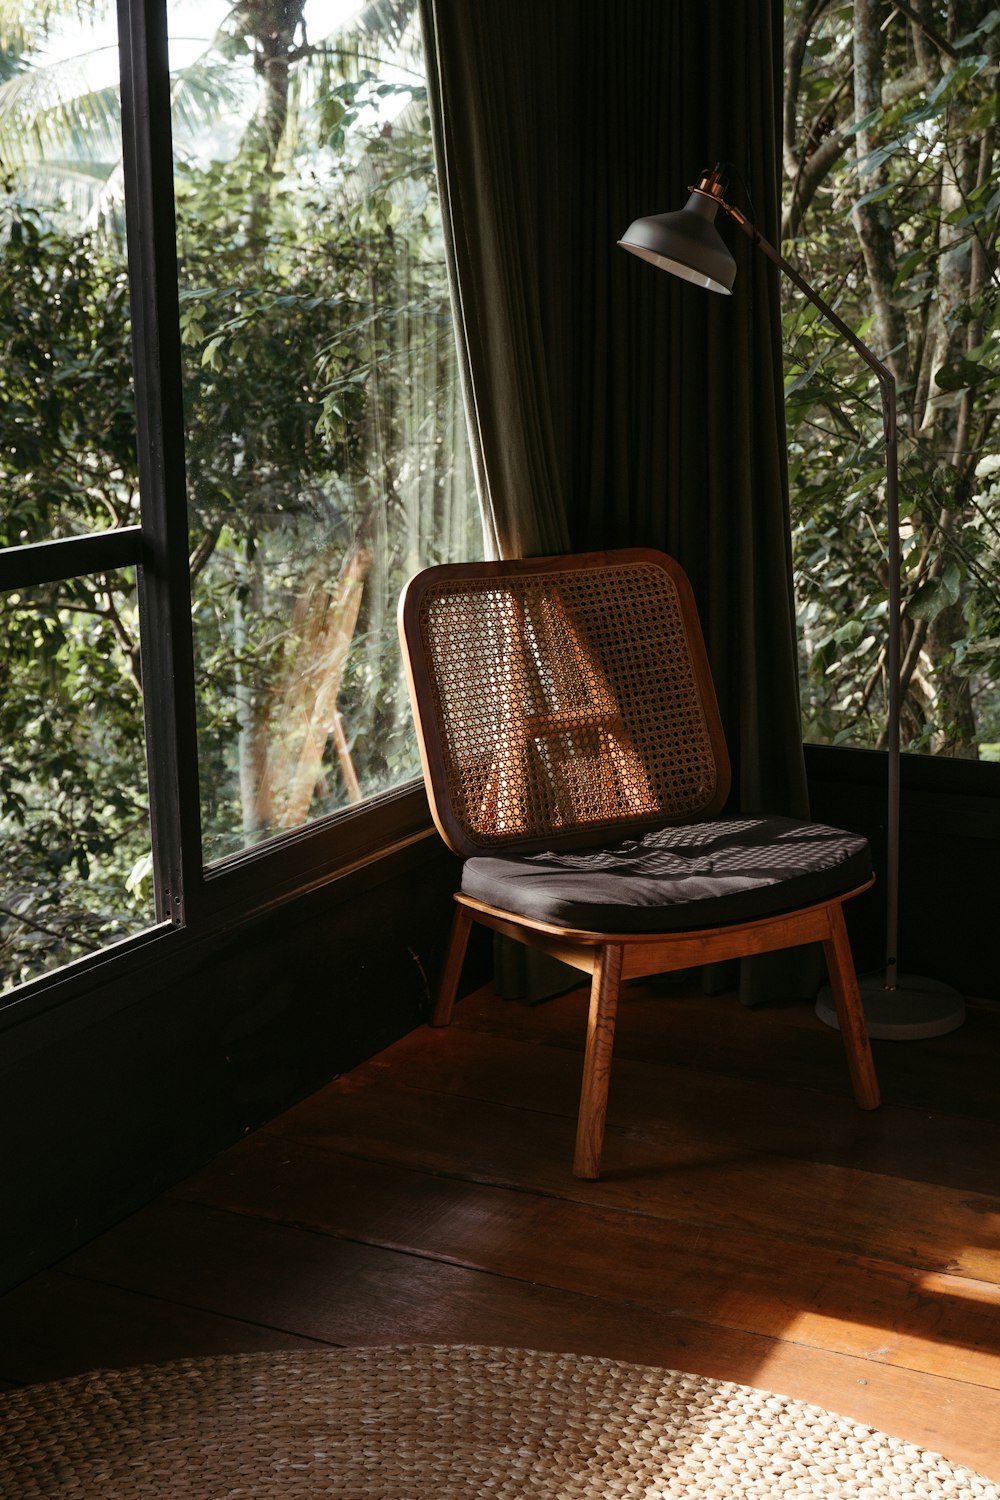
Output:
[431, 903, 474, 1027]
[573, 944, 624, 1180]
[822, 904, 881, 1110]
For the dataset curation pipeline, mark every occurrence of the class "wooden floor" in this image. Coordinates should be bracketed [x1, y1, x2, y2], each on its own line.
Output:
[1, 978, 999, 1479]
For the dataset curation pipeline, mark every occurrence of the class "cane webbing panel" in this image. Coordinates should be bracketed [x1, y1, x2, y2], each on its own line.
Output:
[404, 554, 728, 856]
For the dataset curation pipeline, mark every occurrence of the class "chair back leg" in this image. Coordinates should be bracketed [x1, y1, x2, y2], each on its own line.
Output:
[573, 944, 625, 1180]
[822, 904, 881, 1109]
[432, 904, 474, 1027]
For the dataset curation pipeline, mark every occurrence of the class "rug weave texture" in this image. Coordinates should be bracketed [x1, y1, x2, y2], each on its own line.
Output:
[1, 1344, 996, 1499]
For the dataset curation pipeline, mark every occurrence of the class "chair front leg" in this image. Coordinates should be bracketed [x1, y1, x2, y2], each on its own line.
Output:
[431, 902, 474, 1027]
[822, 903, 880, 1109]
[573, 943, 625, 1180]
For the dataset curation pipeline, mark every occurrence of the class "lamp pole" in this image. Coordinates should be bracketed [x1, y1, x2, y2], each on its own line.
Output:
[619, 165, 963, 1037]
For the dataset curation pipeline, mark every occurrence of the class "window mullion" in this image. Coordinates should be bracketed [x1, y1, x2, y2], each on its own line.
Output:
[116, 0, 204, 927]
[0, 530, 144, 591]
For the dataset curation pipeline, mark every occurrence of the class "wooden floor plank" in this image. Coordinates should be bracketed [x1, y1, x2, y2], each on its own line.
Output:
[56, 1197, 1000, 1480]
[174, 1133, 1000, 1391]
[450, 984, 1000, 1120]
[344, 1019, 1000, 1194]
[0, 1270, 321, 1386]
[6, 981, 999, 1485]
[250, 1034, 1000, 1285]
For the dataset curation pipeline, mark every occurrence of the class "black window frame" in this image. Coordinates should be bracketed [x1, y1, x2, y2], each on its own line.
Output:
[0, 0, 435, 1030]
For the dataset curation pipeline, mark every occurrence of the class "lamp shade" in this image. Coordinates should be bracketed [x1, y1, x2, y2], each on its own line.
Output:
[618, 189, 736, 295]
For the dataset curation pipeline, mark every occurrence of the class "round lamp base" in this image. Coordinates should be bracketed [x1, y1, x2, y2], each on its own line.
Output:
[816, 973, 965, 1040]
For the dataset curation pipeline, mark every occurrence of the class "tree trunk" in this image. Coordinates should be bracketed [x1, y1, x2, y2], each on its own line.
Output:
[255, 543, 372, 827]
[851, 0, 910, 389]
[234, 541, 274, 835]
[244, 0, 308, 171]
[927, 599, 979, 756]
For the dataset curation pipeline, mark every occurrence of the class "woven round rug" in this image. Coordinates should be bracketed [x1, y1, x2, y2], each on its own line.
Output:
[0, 1344, 996, 1499]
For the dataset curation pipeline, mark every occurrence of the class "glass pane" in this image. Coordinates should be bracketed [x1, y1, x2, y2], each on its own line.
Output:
[0, 7, 137, 545]
[167, 0, 481, 862]
[0, 574, 156, 993]
[782, 0, 1000, 759]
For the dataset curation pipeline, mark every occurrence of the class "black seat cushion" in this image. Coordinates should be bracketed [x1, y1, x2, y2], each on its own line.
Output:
[461, 816, 872, 934]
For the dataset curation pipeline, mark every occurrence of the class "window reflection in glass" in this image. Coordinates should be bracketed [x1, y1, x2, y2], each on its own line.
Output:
[167, 0, 482, 861]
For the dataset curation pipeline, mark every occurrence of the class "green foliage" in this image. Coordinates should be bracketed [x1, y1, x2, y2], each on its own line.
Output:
[783, 0, 1000, 758]
[0, 206, 150, 985]
[0, 0, 479, 988]
[0, 572, 153, 987]
[0, 207, 136, 543]
[170, 97, 476, 859]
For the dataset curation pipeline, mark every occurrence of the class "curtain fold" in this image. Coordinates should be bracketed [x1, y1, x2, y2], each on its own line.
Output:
[423, 0, 818, 1003]
[422, 1, 572, 559]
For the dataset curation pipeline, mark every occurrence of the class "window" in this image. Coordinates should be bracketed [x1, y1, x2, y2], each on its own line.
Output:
[781, 2, 1000, 759]
[0, 0, 479, 999]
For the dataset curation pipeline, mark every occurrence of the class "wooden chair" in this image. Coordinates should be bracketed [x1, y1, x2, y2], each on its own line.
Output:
[398, 548, 879, 1179]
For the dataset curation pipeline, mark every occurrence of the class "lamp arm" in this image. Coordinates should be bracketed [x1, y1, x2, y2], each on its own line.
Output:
[723, 203, 902, 989]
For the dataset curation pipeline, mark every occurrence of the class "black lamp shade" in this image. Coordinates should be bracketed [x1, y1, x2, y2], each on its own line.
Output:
[618, 190, 736, 295]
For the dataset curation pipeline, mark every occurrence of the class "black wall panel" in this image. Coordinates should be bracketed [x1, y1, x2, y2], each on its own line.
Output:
[0, 840, 479, 1293]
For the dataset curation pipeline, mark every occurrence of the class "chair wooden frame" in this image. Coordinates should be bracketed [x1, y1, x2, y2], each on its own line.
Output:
[399, 549, 880, 1179]
[432, 885, 878, 1179]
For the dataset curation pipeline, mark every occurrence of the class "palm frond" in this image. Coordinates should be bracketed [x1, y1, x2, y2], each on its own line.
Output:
[0, 0, 110, 50]
[4, 157, 120, 229]
[311, 0, 421, 79]
[354, 0, 416, 46]
[0, 61, 121, 171]
[170, 54, 253, 151]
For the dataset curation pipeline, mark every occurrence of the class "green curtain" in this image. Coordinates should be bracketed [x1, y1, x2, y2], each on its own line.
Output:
[422, 0, 818, 1003]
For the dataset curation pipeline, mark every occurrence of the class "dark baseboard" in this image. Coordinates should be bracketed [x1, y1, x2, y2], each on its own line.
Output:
[0, 835, 485, 1294]
[805, 743, 1000, 1000]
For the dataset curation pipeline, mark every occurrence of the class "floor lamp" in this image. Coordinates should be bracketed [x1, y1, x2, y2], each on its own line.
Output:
[619, 163, 964, 1039]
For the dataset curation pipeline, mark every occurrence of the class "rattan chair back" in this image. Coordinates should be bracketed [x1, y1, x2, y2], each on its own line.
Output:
[399, 549, 731, 857]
